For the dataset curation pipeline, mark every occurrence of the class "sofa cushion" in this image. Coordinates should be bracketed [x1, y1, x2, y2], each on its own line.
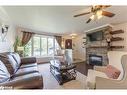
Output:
[14, 66, 38, 77]
[0, 60, 10, 83]
[7, 55, 19, 73]
[0, 54, 15, 75]
[11, 53, 21, 67]
[20, 63, 37, 69]
[21, 57, 36, 64]
[8, 72, 43, 89]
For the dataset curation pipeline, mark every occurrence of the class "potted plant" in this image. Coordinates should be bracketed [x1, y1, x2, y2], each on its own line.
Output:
[13, 36, 24, 56]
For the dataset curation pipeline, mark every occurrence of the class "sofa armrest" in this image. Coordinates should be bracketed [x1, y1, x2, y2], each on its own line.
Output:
[21, 57, 36, 64]
[94, 66, 106, 72]
[96, 76, 122, 89]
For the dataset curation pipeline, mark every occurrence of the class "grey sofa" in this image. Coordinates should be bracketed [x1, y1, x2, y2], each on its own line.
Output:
[0, 52, 43, 89]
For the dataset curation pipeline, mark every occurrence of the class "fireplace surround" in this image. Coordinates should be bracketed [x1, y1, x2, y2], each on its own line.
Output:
[86, 47, 108, 66]
[89, 54, 103, 66]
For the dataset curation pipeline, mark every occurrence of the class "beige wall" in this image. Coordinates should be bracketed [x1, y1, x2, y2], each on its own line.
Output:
[0, 7, 16, 53]
[72, 34, 86, 60]
[63, 33, 86, 60]
[0, 25, 16, 53]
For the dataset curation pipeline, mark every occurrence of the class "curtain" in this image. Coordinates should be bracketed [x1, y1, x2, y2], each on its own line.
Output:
[55, 36, 62, 48]
[21, 31, 34, 46]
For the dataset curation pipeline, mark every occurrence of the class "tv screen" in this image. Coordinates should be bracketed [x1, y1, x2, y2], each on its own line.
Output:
[87, 31, 104, 42]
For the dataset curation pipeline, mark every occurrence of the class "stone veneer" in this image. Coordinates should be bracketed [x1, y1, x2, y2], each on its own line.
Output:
[86, 47, 108, 66]
[86, 37, 109, 66]
[85, 25, 113, 66]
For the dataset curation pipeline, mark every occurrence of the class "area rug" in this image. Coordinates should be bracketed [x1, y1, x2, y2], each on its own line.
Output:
[38, 63, 87, 89]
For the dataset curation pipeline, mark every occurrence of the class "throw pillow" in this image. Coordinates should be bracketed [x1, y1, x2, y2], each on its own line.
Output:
[11, 53, 21, 67]
[104, 65, 121, 79]
[7, 55, 19, 73]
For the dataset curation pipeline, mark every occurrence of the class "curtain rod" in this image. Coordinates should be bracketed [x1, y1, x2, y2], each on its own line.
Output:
[21, 31, 62, 37]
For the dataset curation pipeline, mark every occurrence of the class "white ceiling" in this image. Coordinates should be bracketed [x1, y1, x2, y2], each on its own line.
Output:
[2, 6, 127, 35]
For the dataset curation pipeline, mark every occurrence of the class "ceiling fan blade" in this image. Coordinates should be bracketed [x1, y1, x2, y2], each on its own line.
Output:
[102, 11, 115, 17]
[102, 5, 111, 8]
[86, 18, 92, 23]
[96, 5, 111, 9]
[74, 12, 91, 17]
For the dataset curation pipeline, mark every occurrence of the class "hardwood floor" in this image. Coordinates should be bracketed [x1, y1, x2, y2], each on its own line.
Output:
[74, 62, 93, 76]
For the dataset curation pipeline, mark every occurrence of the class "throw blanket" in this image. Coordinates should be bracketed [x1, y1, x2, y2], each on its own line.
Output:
[104, 65, 121, 79]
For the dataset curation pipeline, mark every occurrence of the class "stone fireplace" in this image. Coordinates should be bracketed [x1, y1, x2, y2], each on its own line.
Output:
[85, 25, 111, 66]
[85, 25, 124, 66]
[86, 47, 108, 66]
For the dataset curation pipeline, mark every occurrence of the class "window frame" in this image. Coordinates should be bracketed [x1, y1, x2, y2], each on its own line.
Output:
[33, 35, 41, 56]
[24, 34, 59, 57]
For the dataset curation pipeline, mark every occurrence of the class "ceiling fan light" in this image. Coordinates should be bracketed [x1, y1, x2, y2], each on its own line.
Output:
[90, 15, 95, 20]
[70, 33, 77, 39]
[96, 10, 103, 19]
[97, 14, 103, 19]
[97, 10, 102, 16]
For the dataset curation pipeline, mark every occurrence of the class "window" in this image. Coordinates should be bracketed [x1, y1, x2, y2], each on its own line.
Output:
[48, 38, 54, 55]
[33, 36, 41, 56]
[55, 39, 60, 50]
[41, 37, 47, 56]
[24, 35, 60, 57]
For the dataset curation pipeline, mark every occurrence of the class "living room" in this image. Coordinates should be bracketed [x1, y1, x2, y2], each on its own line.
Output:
[1, 4, 127, 91]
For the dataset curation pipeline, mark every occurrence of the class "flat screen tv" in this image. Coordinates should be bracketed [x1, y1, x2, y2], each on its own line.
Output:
[87, 31, 104, 42]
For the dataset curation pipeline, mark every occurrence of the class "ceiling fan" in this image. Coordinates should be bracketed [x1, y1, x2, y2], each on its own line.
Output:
[74, 5, 115, 23]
